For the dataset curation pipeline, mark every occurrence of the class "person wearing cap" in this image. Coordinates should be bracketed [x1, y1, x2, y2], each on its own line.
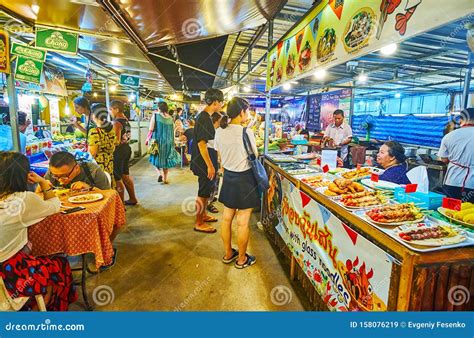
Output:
[439, 108, 474, 202]
[191, 88, 224, 234]
[323, 109, 353, 162]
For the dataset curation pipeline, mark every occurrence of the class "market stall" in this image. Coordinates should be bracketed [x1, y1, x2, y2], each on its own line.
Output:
[260, 0, 474, 312]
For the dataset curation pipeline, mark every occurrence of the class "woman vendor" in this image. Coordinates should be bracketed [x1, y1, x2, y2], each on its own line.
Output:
[376, 141, 411, 184]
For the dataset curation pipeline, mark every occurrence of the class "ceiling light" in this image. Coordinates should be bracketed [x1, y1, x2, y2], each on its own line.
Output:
[243, 85, 251, 92]
[283, 83, 291, 90]
[110, 85, 117, 92]
[290, 81, 298, 85]
[93, 92, 98, 97]
[394, 92, 401, 98]
[357, 73, 368, 83]
[381, 43, 397, 56]
[31, 5, 40, 14]
[313, 69, 327, 80]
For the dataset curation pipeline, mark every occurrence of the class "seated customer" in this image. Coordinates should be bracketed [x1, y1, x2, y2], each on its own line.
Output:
[376, 141, 411, 184]
[0, 152, 77, 311]
[44, 151, 111, 190]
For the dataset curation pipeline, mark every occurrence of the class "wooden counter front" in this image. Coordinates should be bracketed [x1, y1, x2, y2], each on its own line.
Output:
[262, 159, 474, 311]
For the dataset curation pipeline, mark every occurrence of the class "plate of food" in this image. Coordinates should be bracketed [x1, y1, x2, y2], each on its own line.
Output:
[437, 203, 474, 229]
[339, 191, 389, 209]
[322, 178, 366, 197]
[365, 203, 425, 226]
[338, 167, 372, 180]
[288, 168, 318, 176]
[301, 175, 331, 189]
[68, 193, 104, 204]
[293, 153, 317, 160]
[361, 178, 400, 191]
[394, 223, 466, 247]
[317, 28, 337, 63]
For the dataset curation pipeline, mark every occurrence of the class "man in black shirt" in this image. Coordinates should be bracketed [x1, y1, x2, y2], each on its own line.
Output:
[191, 89, 224, 233]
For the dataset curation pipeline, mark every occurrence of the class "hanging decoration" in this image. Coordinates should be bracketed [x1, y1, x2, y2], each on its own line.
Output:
[81, 66, 93, 93]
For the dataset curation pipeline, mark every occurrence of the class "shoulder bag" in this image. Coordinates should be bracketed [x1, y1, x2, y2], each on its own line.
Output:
[242, 127, 269, 195]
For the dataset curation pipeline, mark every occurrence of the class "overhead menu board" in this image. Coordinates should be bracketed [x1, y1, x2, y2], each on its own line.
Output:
[306, 94, 321, 131]
[306, 89, 352, 131]
[266, 0, 474, 90]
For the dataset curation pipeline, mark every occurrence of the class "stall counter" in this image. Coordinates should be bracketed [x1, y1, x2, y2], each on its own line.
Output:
[262, 157, 473, 311]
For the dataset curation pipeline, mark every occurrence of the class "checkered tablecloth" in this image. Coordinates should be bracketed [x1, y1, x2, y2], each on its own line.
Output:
[28, 190, 126, 268]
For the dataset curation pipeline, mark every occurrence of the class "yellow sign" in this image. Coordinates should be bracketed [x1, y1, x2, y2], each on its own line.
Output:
[0, 30, 10, 74]
[266, 0, 474, 90]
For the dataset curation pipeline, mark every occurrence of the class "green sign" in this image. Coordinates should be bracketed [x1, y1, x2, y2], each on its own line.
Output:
[15, 56, 43, 84]
[35, 28, 78, 55]
[120, 74, 140, 87]
[11, 43, 46, 62]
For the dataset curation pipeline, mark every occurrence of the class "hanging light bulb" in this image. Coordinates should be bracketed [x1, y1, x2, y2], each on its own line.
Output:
[313, 69, 327, 80]
[357, 73, 368, 83]
[380, 43, 398, 56]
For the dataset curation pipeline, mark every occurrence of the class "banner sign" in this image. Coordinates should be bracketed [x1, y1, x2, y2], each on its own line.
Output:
[35, 28, 78, 55]
[14, 56, 44, 84]
[266, 0, 474, 90]
[0, 30, 10, 74]
[11, 42, 46, 62]
[276, 177, 394, 311]
[120, 74, 140, 87]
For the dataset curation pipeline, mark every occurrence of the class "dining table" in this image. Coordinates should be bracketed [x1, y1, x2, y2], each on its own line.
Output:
[28, 189, 126, 310]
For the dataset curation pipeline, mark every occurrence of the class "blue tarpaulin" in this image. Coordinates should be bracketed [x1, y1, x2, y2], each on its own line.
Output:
[351, 114, 449, 148]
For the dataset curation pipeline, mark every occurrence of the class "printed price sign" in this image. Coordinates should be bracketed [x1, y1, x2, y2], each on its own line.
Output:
[371, 173, 379, 182]
[322, 164, 329, 173]
[442, 197, 462, 211]
[316, 158, 321, 166]
[405, 184, 418, 193]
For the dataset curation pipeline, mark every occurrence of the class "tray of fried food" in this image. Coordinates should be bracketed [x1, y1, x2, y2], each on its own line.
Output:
[340, 167, 372, 180]
[339, 191, 389, 209]
[323, 178, 365, 197]
[301, 175, 332, 189]
[365, 203, 425, 226]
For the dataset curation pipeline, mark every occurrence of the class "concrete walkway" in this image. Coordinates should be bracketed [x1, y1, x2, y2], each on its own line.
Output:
[73, 157, 309, 311]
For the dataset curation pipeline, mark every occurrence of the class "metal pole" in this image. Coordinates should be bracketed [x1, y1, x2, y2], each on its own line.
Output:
[135, 90, 142, 157]
[105, 78, 111, 112]
[461, 52, 473, 109]
[263, 19, 274, 155]
[6, 72, 20, 152]
[349, 85, 355, 126]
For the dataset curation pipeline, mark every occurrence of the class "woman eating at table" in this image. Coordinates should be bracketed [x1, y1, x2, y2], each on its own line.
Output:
[0, 152, 77, 311]
[376, 141, 411, 185]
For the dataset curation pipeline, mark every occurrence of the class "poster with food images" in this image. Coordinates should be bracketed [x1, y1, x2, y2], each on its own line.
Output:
[275, 176, 395, 311]
[266, 0, 473, 90]
[0, 30, 10, 74]
[283, 35, 297, 81]
[274, 41, 285, 86]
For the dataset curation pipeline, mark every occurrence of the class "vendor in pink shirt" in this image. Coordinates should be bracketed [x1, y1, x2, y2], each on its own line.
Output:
[323, 109, 353, 161]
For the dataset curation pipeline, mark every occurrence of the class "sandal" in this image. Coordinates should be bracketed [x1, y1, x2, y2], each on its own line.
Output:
[203, 216, 218, 223]
[222, 249, 239, 264]
[193, 226, 217, 234]
[124, 200, 138, 206]
[157, 175, 163, 183]
[207, 204, 218, 213]
[235, 254, 256, 269]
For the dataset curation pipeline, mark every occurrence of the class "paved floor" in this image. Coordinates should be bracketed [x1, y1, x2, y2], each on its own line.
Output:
[72, 157, 309, 311]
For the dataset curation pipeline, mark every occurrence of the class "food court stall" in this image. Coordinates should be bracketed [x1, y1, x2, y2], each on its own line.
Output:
[260, 0, 474, 311]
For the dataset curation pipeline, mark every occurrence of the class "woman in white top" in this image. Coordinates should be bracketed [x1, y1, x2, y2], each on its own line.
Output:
[0, 152, 77, 311]
[214, 97, 259, 269]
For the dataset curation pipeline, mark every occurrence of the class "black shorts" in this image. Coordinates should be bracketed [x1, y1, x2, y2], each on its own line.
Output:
[114, 144, 132, 180]
[198, 175, 215, 199]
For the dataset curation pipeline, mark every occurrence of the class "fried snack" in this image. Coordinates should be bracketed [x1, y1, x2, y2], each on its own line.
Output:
[342, 167, 371, 179]
[324, 189, 338, 196]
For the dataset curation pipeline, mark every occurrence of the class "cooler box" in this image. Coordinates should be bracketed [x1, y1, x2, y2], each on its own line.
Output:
[394, 187, 445, 210]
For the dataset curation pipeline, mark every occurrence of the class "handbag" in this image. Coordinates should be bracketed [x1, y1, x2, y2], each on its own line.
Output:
[242, 127, 269, 195]
[147, 139, 159, 155]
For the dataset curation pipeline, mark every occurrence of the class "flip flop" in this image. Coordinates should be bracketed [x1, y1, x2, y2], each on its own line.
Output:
[235, 254, 256, 269]
[124, 200, 138, 206]
[194, 226, 217, 234]
[203, 216, 218, 223]
[222, 248, 239, 264]
[157, 175, 163, 183]
[207, 204, 218, 213]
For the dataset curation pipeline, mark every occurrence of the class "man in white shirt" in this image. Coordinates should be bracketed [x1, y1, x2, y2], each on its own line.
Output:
[323, 109, 353, 161]
[438, 108, 474, 202]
